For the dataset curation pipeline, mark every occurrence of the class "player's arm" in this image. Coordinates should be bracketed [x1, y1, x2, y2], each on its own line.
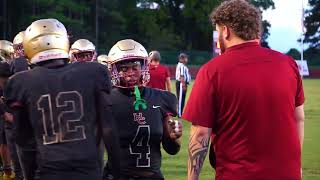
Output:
[295, 104, 304, 149]
[162, 115, 182, 155]
[6, 103, 35, 147]
[97, 91, 120, 179]
[4, 75, 33, 146]
[188, 125, 212, 180]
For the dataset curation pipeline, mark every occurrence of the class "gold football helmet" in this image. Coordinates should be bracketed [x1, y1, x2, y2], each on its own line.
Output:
[23, 18, 69, 64]
[0, 40, 14, 62]
[97, 54, 108, 66]
[69, 39, 96, 62]
[13, 31, 25, 58]
[107, 39, 150, 88]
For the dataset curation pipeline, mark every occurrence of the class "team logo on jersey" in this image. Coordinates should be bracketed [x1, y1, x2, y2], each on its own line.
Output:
[133, 113, 146, 125]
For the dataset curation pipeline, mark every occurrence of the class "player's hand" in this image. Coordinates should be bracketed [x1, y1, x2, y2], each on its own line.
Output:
[4, 112, 13, 123]
[168, 119, 182, 140]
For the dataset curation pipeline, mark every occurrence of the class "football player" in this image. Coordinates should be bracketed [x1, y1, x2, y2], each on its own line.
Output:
[0, 41, 15, 180]
[11, 31, 34, 180]
[11, 31, 29, 73]
[4, 19, 120, 180]
[103, 39, 182, 180]
[69, 39, 97, 62]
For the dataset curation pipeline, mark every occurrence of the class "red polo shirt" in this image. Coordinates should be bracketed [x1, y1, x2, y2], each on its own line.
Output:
[148, 64, 170, 90]
[183, 42, 304, 180]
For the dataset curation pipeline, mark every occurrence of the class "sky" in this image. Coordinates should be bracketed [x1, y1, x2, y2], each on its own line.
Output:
[262, 0, 309, 53]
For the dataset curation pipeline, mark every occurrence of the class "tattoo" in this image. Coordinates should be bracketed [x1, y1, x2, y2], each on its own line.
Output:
[188, 127, 210, 178]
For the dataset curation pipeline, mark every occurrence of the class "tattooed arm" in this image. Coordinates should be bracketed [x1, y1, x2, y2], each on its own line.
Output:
[188, 125, 212, 180]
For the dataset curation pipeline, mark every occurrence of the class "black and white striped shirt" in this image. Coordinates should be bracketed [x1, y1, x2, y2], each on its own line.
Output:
[175, 62, 191, 83]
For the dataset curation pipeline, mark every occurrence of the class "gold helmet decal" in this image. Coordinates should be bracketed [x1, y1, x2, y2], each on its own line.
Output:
[107, 39, 150, 88]
[69, 39, 96, 62]
[23, 18, 69, 63]
[0, 40, 14, 62]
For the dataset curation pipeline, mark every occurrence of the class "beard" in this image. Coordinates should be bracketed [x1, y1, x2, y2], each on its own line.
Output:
[218, 32, 226, 54]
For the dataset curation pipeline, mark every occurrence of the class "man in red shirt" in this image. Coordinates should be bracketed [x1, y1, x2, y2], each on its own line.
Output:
[148, 51, 172, 91]
[183, 1, 305, 180]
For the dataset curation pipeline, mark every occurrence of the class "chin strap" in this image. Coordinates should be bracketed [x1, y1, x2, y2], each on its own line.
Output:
[133, 86, 147, 111]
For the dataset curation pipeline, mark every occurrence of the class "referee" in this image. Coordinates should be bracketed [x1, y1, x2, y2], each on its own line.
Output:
[175, 53, 191, 117]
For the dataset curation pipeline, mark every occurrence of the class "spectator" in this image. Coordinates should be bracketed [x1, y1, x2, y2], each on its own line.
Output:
[148, 51, 172, 92]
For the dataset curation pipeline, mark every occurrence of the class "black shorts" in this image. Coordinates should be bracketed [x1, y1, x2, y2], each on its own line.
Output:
[0, 118, 7, 144]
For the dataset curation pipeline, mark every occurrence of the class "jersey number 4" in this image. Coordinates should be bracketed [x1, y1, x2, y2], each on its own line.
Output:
[129, 125, 151, 167]
[37, 91, 86, 145]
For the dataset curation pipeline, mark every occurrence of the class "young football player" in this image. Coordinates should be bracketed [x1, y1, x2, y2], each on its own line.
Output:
[69, 39, 97, 62]
[11, 31, 29, 73]
[4, 19, 120, 180]
[103, 39, 182, 180]
[10, 31, 34, 180]
[0, 41, 16, 180]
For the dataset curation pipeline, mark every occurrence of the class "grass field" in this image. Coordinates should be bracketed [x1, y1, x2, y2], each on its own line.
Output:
[161, 79, 320, 180]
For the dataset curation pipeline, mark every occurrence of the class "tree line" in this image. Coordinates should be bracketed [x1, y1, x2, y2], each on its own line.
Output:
[1, 0, 319, 66]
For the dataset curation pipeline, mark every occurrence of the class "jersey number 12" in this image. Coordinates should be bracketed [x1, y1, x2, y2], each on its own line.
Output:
[37, 91, 86, 145]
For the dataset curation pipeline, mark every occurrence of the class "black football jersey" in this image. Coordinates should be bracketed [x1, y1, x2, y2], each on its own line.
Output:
[106, 87, 177, 178]
[9, 57, 29, 74]
[4, 62, 111, 164]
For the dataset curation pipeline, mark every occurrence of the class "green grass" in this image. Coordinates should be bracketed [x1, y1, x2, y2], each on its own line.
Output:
[161, 79, 320, 180]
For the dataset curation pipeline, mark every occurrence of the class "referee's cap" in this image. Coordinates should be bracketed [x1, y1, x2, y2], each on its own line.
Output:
[149, 51, 161, 61]
[179, 53, 188, 59]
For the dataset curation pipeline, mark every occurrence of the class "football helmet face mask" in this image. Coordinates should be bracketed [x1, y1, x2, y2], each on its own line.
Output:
[97, 54, 108, 66]
[0, 40, 14, 63]
[69, 39, 97, 62]
[23, 18, 69, 64]
[107, 39, 150, 88]
[13, 31, 25, 58]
